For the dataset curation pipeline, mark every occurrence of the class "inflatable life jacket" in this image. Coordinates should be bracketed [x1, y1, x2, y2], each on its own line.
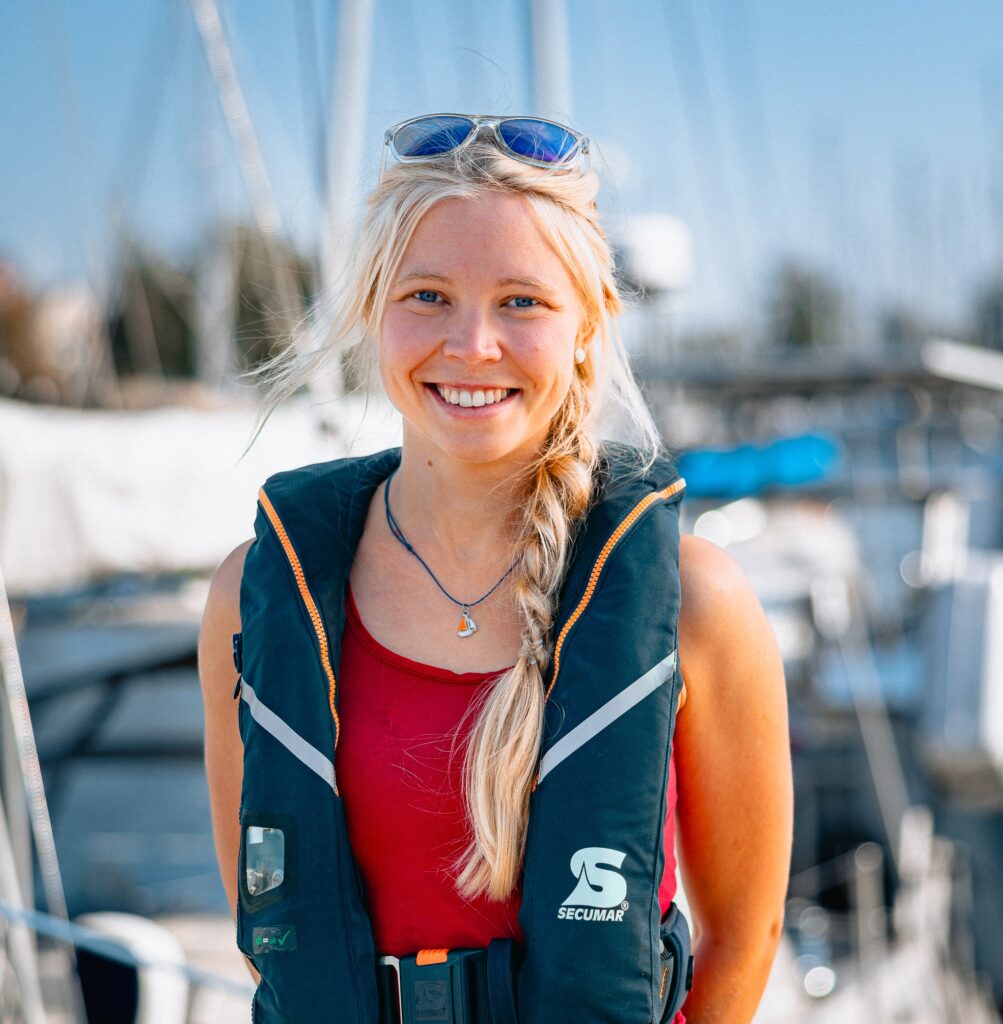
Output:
[234, 444, 691, 1022]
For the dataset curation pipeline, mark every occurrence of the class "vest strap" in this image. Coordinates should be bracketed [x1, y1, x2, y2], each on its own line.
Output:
[377, 947, 497, 1024]
[486, 938, 519, 1024]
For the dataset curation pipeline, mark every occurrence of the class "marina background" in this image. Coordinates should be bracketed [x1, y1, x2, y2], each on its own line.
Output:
[1, 1, 1003, 1021]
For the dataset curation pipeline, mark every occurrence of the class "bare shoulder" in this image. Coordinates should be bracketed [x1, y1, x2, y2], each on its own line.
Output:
[211, 540, 253, 606]
[678, 534, 760, 629]
[677, 534, 782, 705]
[198, 540, 253, 699]
[204, 540, 253, 622]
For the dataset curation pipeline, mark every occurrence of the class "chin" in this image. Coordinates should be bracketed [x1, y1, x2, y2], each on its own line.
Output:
[437, 436, 526, 466]
[408, 423, 539, 469]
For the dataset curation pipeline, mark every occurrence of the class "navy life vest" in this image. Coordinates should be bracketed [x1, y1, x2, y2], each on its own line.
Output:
[234, 444, 691, 1022]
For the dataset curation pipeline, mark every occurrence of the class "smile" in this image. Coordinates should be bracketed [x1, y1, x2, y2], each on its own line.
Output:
[431, 384, 516, 408]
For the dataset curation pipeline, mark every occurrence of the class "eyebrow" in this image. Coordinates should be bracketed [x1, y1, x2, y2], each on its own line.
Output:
[395, 271, 558, 293]
[498, 276, 557, 293]
[396, 271, 451, 284]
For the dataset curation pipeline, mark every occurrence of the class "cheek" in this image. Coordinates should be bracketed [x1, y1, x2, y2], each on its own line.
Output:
[519, 322, 576, 384]
[379, 312, 430, 374]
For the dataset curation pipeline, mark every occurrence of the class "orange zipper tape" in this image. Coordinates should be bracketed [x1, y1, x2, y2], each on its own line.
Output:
[532, 477, 685, 792]
[545, 477, 686, 701]
[259, 488, 342, 793]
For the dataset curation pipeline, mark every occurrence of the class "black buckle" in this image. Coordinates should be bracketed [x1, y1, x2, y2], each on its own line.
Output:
[658, 902, 694, 1022]
[377, 949, 488, 1024]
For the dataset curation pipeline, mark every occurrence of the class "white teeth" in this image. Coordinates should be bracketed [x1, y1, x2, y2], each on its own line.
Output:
[435, 385, 511, 406]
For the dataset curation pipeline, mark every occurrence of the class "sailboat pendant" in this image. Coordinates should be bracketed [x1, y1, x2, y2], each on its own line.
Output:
[457, 605, 478, 638]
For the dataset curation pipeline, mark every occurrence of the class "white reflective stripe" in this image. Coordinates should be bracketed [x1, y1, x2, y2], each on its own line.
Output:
[240, 680, 337, 792]
[537, 650, 678, 784]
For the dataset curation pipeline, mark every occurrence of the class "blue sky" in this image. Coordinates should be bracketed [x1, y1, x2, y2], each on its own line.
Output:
[2, 0, 1002, 336]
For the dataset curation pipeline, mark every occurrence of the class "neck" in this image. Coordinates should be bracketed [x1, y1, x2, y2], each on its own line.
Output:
[388, 448, 532, 570]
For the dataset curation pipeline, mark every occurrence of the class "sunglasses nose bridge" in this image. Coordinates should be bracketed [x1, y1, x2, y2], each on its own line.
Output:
[477, 119, 505, 148]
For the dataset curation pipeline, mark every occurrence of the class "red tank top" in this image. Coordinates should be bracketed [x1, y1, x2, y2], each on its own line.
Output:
[336, 585, 681, 960]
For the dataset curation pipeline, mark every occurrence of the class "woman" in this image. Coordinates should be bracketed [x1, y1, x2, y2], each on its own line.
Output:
[199, 114, 792, 1023]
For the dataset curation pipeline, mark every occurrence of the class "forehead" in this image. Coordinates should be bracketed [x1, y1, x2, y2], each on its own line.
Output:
[396, 194, 577, 291]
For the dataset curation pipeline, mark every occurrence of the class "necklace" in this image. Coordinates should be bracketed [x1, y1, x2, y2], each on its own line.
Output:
[383, 469, 518, 638]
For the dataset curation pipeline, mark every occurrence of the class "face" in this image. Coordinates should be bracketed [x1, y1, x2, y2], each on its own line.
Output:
[379, 193, 584, 468]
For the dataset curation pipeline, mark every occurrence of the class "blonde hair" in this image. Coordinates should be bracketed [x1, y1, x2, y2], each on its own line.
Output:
[260, 140, 660, 900]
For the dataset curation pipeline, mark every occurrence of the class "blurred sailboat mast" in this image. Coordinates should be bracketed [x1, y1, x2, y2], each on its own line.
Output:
[189, 0, 318, 399]
[321, 0, 374, 304]
[188, 0, 285, 248]
[530, 0, 572, 119]
[314, 0, 375, 413]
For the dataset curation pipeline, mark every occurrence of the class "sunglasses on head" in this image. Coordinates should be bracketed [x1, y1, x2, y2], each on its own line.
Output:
[380, 113, 590, 177]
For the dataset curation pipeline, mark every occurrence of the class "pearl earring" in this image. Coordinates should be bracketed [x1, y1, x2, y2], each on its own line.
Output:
[574, 347, 587, 364]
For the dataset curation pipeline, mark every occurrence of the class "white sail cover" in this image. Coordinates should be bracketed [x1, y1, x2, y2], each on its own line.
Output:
[0, 396, 402, 596]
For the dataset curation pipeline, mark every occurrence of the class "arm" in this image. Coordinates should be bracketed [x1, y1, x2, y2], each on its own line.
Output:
[197, 540, 258, 982]
[672, 535, 792, 1023]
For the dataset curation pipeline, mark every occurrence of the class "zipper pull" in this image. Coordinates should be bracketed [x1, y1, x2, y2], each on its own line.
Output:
[232, 633, 243, 699]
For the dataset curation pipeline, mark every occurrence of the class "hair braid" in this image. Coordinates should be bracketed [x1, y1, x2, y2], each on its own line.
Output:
[454, 375, 599, 901]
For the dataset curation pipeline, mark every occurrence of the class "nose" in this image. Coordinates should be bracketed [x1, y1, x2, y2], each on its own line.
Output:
[442, 307, 503, 363]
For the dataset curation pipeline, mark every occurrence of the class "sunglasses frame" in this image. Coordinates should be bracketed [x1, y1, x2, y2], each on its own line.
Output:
[380, 113, 590, 178]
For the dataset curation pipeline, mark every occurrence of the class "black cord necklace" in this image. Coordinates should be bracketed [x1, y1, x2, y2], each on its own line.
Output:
[384, 469, 518, 637]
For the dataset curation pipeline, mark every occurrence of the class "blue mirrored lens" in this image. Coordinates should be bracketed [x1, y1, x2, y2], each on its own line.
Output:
[393, 116, 475, 157]
[498, 118, 579, 163]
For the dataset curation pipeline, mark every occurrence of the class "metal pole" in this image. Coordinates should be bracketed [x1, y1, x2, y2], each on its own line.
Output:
[529, 0, 572, 119]
[0, 563, 87, 1021]
[188, 0, 282, 240]
[316, 0, 375, 409]
[188, 0, 305, 354]
[811, 574, 911, 862]
[0, 676, 29, 929]
[322, 0, 375, 295]
[0, 792, 46, 1024]
[852, 842, 886, 1021]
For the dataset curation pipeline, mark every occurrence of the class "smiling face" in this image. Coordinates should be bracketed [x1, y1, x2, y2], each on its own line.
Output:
[379, 193, 584, 469]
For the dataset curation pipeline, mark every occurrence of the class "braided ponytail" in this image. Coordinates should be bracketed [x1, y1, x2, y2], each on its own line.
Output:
[454, 371, 599, 901]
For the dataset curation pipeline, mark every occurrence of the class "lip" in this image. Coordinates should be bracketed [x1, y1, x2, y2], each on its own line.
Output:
[426, 381, 519, 390]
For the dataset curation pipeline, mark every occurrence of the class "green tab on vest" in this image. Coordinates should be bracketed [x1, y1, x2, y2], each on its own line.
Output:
[253, 926, 298, 953]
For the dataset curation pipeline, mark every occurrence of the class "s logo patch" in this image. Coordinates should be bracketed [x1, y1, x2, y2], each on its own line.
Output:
[562, 847, 627, 908]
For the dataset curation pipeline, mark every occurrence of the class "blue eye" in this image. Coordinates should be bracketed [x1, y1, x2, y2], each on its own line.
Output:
[507, 296, 538, 308]
[413, 290, 441, 303]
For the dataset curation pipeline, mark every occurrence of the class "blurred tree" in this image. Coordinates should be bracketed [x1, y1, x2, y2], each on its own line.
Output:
[974, 279, 1003, 351]
[229, 223, 316, 372]
[881, 308, 928, 350]
[106, 226, 316, 392]
[108, 247, 195, 378]
[0, 260, 33, 396]
[0, 261, 108, 405]
[768, 261, 843, 349]
[676, 327, 745, 358]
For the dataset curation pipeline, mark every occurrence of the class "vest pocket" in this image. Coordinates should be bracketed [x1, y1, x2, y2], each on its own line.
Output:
[239, 811, 299, 914]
